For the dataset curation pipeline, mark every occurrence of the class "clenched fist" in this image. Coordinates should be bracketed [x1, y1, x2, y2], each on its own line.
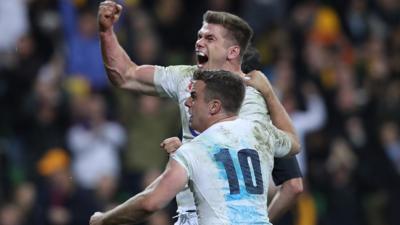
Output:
[98, 1, 123, 32]
[160, 137, 182, 154]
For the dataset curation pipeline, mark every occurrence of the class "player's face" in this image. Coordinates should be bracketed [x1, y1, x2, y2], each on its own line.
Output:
[195, 23, 234, 70]
[185, 80, 209, 132]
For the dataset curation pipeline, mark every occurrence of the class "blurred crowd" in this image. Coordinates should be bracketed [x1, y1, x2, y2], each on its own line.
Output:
[0, 0, 399, 225]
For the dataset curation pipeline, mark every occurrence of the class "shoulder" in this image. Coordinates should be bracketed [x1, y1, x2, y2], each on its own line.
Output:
[173, 141, 203, 165]
[180, 139, 205, 151]
[221, 118, 253, 130]
[194, 120, 248, 141]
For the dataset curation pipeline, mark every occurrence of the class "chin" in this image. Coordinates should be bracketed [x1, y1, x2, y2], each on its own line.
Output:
[197, 63, 206, 69]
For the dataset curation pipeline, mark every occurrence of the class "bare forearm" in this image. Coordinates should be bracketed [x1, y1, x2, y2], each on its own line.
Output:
[268, 178, 303, 223]
[261, 87, 301, 153]
[99, 30, 136, 87]
[102, 193, 153, 225]
[263, 88, 294, 136]
[268, 188, 290, 223]
[268, 186, 297, 221]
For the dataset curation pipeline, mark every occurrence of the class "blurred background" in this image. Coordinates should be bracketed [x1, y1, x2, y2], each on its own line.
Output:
[0, 0, 399, 225]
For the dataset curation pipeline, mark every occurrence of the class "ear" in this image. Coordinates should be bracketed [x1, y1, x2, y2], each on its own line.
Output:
[208, 100, 222, 115]
[227, 45, 241, 60]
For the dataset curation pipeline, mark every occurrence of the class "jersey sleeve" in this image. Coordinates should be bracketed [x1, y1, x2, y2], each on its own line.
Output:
[171, 145, 192, 179]
[153, 65, 196, 101]
[266, 123, 292, 158]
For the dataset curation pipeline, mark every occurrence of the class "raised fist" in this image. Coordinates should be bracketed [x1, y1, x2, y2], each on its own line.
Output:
[160, 137, 182, 154]
[98, 1, 123, 32]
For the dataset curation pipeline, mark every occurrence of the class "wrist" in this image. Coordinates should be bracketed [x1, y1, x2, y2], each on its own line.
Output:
[99, 28, 114, 37]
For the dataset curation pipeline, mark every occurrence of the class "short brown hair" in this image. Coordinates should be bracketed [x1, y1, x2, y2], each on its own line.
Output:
[193, 70, 245, 114]
[203, 10, 253, 58]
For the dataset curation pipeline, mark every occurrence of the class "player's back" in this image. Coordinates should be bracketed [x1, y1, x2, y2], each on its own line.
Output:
[173, 119, 292, 225]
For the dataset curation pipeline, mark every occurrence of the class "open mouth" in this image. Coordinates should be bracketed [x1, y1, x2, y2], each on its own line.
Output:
[196, 52, 209, 66]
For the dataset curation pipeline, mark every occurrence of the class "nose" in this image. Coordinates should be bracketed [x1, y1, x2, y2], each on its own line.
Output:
[196, 38, 204, 49]
[185, 97, 192, 108]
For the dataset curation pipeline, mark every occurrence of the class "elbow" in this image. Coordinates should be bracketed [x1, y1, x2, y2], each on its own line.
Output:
[285, 133, 301, 156]
[141, 196, 163, 213]
[293, 141, 301, 155]
[288, 138, 301, 156]
[106, 71, 125, 88]
[293, 133, 301, 155]
[283, 177, 304, 198]
[104, 64, 133, 89]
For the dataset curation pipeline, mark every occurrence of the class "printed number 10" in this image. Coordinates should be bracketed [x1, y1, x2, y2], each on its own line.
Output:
[214, 148, 263, 195]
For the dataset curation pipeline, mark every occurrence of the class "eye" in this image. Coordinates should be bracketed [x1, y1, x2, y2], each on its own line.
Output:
[206, 35, 214, 41]
[190, 92, 197, 99]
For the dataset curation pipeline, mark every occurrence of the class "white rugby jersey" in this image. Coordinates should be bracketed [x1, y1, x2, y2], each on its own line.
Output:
[172, 119, 291, 225]
[154, 65, 271, 211]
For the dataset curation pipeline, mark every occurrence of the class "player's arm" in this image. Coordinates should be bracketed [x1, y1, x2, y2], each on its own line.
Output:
[98, 1, 157, 94]
[244, 71, 301, 155]
[89, 159, 187, 225]
[268, 177, 303, 222]
[268, 156, 303, 222]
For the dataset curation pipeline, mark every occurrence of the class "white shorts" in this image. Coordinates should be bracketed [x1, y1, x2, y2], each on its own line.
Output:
[173, 210, 198, 225]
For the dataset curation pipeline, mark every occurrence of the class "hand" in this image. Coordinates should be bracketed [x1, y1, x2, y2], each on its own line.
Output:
[244, 70, 273, 96]
[160, 137, 182, 154]
[90, 212, 105, 225]
[98, 1, 123, 32]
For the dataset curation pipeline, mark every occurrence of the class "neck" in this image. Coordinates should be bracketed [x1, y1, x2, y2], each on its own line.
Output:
[222, 61, 245, 77]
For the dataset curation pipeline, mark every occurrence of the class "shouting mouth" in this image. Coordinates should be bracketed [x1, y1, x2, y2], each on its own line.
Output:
[196, 51, 209, 67]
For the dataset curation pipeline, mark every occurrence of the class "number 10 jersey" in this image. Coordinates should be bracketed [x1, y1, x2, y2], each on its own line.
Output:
[172, 119, 292, 225]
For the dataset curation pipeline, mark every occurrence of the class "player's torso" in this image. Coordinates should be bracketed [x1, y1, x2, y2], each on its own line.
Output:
[188, 120, 273, 225]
